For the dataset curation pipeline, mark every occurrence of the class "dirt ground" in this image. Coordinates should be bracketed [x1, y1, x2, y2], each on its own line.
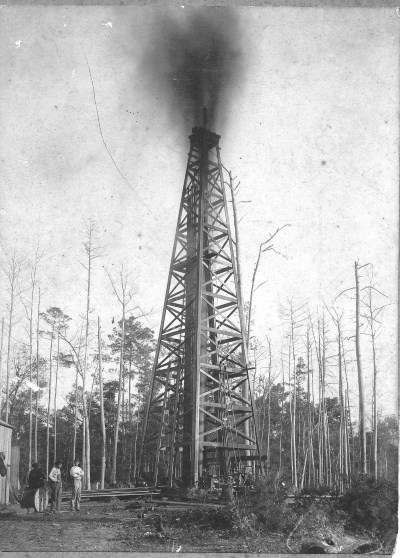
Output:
[0, 498, 386, 554]
[0, 499, 288, 553]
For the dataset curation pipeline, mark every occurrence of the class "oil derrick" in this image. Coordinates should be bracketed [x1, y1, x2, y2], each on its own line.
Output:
[140, 113, 260, 488]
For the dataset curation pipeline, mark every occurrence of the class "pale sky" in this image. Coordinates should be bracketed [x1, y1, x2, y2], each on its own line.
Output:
[0, 7, 398, 417]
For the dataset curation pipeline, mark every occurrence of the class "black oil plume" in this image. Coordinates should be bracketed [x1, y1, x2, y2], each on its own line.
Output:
[142, 8, 241, 130]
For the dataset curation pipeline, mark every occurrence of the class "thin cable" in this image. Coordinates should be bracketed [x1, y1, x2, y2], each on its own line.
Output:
[85, 56, 157, 221]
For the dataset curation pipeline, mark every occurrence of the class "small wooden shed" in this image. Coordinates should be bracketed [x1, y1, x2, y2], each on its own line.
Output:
[0, 419, 13, 505]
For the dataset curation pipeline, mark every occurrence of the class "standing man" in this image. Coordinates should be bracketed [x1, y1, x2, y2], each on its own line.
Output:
[70, 458, 84, 511]
[48, 460, 63, 513]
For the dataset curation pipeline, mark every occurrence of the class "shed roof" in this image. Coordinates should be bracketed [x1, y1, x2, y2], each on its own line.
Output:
[0, 419, 13, 430]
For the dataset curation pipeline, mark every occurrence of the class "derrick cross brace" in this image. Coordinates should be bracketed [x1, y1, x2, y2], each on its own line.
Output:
[139, 122, 261, 487]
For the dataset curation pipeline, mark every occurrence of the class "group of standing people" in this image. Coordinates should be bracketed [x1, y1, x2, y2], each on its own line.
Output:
[27, 458, 84, 513]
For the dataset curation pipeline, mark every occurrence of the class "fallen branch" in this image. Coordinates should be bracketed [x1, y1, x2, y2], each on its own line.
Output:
[286, 507, 312, 553]
[366, 540, 382, 555]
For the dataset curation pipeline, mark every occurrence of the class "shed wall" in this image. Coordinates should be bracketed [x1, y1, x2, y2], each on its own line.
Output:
[0, 424, 12, 505]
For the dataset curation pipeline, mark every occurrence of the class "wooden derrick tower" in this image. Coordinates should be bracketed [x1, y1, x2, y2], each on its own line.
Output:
[140, 113, 260, 487]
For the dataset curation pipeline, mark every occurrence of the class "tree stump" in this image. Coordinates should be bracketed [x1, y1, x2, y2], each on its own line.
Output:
[221, 484, 234, 504]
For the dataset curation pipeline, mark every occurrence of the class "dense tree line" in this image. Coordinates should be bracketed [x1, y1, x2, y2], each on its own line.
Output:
[4, 303, 397, 491]
[249, 291, 398, 493]
[3, 315, 155, 488]
[0, 219, 397, 492]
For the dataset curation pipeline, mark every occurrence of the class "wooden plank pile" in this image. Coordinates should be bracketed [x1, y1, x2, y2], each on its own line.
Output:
[62, 486, 160, 501]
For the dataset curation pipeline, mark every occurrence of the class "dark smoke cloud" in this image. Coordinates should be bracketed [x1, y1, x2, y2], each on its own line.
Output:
[141, 8, 241, 130]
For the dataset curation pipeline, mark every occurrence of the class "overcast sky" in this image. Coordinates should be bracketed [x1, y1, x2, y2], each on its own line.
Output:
[0, 7, 398, 416]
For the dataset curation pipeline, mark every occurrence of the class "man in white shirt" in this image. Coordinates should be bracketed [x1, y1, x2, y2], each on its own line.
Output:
[70, 458, 84, 511]
[48, 460, 63, 513]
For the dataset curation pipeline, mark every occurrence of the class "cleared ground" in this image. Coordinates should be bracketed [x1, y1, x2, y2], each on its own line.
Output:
[0, 498, 386, 554]
[0, 499, 288, 553]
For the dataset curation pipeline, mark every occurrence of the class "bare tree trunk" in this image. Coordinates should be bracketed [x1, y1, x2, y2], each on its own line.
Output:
[98, 317, 106, 489]
[246, 225, 289, 345]
[326, 416, 332, 488]
[372, 350, 378, 482]
[365, 286, 384, 482]
[34, 288, 41, 462]
[73, 365, 78, 462]
[28, 290, 34, 468]
[133, 407, 139, 480]
[310, 334, 317, 486]
[106, 266, 135, 485]
[290, 320, 298, 490]
[343, 348, 354, 484]
[312, 316, 324, 486]
[5, 286, 15, 424]
[83, 247, 91, 491]
[2, 253, 25, 423]
[53, 332, 60, 462]
[266, 338, 272, 474]
[321, 323, 329, 486]
[83, 404, 91, 489]
[259, 381, 266, 451]
[343, 388, 349, 487]
[88, 373, 96, 418]
[112, 308, 126, 484]
[354, 262, 367, 474]
[81, 219, 102, 489]
[82, 414, 86, 483]
[26, 249, 42, 468]
[0, 317, 4, 418]
[317, 346, 322, 485]
[227, 172, 246, 347]
[122, 371, 126, 480]
[326, 306, 345, 492]
[86, 374, 96, 487]
[316, 314, 330, 487]
[288, 338, 294, 485]
[340, 333, 350, 489]
[306, 327, 314, 488]
[72, 322, 85, 463]
[338, 331, 344, 492]
[279, 354, 284, 478]
[284, 301, 307, 490]
[226, 171, 255, 469]
[247, 248, 262, 346]
[46, 324, 54, 477]
[128, 372, 133, 483]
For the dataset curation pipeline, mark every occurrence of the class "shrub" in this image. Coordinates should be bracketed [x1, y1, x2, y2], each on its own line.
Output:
[249, 476, 301, 533]
[175, 506, 235, 530]
[186, 487, 209, 502]
[300, 484, 333, 497]
[253, 500, 284, 532]
[339, 474, 398, 537]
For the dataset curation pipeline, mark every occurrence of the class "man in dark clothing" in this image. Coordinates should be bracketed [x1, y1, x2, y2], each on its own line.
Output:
[21, 463, 47, 512]
[27, 463, 46, 489]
